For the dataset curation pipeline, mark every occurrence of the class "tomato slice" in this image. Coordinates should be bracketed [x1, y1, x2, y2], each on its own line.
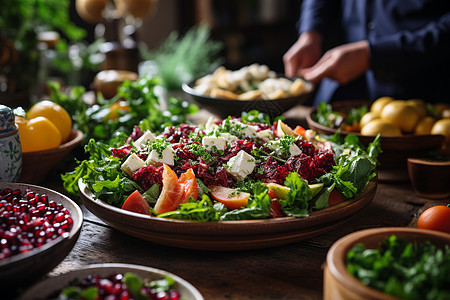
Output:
[122, 190, 151, 215]
[154, 164, 183, 214]
[328, 188, 345, 207]
[179, 168, 199, 203]
[209, 185, 250, 210]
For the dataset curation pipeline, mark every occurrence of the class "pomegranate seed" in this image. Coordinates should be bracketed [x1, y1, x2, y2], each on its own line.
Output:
[169, 290, 180, 300]
[156, 291, 170, 300]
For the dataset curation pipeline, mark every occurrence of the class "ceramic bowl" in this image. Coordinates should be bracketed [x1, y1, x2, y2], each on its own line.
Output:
[182, 78, 314, 119]
[306, 101, 445, 182]
[0, 182, 83, 286]
[19, 129, 83, 184]
[324, 227, 450, 300]
[407, 158, 450, 199]
[78, 177, 377, 251]
[19, 263, 204, 300]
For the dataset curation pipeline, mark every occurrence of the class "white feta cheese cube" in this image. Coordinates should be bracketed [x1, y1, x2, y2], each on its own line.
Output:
[226, 119, 258, 139]
[226, 150, 256, 181]
[219, 132, 238, 143]
[133, 130, 156, 150]
[202, 136, 227, 152]
[146, 146, 175, 166]
[121, 153, 146, 176]
[257, 129, 275, 142]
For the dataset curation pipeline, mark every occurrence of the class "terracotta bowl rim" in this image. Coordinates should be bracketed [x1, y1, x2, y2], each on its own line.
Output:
[407, 157, 450, 166]
[21, 129, 83, 157]
[326, 227, 450, 299]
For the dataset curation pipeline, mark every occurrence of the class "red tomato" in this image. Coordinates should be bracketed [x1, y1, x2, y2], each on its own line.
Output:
[267, 189, 277, 200]
[417, 205, 450, 234]
[328, 188, 345, 207]
[122, 190, 151, 215]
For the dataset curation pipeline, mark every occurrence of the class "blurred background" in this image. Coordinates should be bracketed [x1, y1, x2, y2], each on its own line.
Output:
[0, 0, 302, 108]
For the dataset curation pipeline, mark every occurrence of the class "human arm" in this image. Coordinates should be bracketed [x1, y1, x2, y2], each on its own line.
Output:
[283, 0, 340, 77]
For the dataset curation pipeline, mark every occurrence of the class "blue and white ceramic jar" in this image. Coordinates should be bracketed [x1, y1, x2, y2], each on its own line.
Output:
[0, 105, 22, 182]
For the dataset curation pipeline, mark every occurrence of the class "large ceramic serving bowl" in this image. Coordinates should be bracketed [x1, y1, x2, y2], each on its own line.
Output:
[19, 129, 83, 184]
[182, 77, 314, 119]
[306, 101, 445, 182]
[18, 263, 203, 300]
[78, 177, 377, 251]
[0, 182, 83, 286]
[324, 227, 450, 300]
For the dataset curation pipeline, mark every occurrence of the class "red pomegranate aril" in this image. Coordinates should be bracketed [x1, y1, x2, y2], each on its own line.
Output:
[156, 291, 170, 300]
[120, 291, 131, 300]
[169, 290, 180, 300]
[53, 212, 65, 223]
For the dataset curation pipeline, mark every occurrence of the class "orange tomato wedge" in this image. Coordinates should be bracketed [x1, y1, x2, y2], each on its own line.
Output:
[154, 164, 184, 215]
[294, 125, 307, 139]
[179, 168, 199, 204]
[209, 185, 250, 210]
[122, 190, 151, 215]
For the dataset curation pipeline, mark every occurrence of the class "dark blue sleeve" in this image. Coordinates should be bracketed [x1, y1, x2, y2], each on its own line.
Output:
[369, 12, 450, 71]
[297, 0, 341, 36]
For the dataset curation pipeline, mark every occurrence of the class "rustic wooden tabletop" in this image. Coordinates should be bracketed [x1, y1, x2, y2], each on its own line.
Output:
[10, 105, 449, 300]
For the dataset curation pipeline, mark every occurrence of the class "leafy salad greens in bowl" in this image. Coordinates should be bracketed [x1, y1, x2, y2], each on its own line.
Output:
[64, 111, 381, 250]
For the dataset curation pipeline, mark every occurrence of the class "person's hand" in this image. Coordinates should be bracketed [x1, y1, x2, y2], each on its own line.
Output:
[300, 40, 370, 85]
[283, 31, 323, 77]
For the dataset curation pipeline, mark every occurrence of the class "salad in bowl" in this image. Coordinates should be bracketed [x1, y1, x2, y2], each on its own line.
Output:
[64, 111, 380, 222]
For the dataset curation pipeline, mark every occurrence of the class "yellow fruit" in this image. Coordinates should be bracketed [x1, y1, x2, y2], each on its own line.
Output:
[431, 119, 450, 144]
[380, 101, 419, 133]
[414, 117, 435, 135]
[28, 100, 72, 143]
[359, 112, 379, 129]
[406, 99, 427, 119]
[360, 119, 402, 136]
[370, 97, 394, 115]
[15, 116, 62, 153]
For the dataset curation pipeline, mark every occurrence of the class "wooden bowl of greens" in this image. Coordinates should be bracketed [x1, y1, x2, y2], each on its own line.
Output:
[324, 227, 450, 300]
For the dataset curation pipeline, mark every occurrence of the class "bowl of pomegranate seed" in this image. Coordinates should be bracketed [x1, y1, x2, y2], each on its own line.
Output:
[18, 263, 203, 300]
[0, 182, 83, 286]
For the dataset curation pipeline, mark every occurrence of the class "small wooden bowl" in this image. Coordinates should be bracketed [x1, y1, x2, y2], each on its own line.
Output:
[18, 263, 203, 300]
[19, 129, 83, 184]
[0, 182, 83, 287]
[306, 101, 445, 182]
[407, 158, 450, 199]
[324, 227, 450, 300]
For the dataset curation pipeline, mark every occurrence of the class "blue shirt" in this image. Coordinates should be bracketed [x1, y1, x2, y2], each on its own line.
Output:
[298, 0, 450, 104]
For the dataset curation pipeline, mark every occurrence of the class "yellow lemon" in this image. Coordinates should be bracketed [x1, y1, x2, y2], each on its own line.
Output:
[360, 119, 402, 136]
[431, 119, 450, 144]
[359, 112, 379, 129]
[28, 100, 72, 143]
[370, 96, 394, 115]
[16, 116, 62, 153]
[380, 101, 419, 133]
[406, 99, 427, 119]
[414, 117, 435, 135]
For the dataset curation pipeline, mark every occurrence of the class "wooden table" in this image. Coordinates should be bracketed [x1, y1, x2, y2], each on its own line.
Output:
[12, 105, 449, 299]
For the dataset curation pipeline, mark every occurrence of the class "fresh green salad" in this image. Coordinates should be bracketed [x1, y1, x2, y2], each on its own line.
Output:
[63, 110, 380, 221]
[347, 235, 450, 300]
